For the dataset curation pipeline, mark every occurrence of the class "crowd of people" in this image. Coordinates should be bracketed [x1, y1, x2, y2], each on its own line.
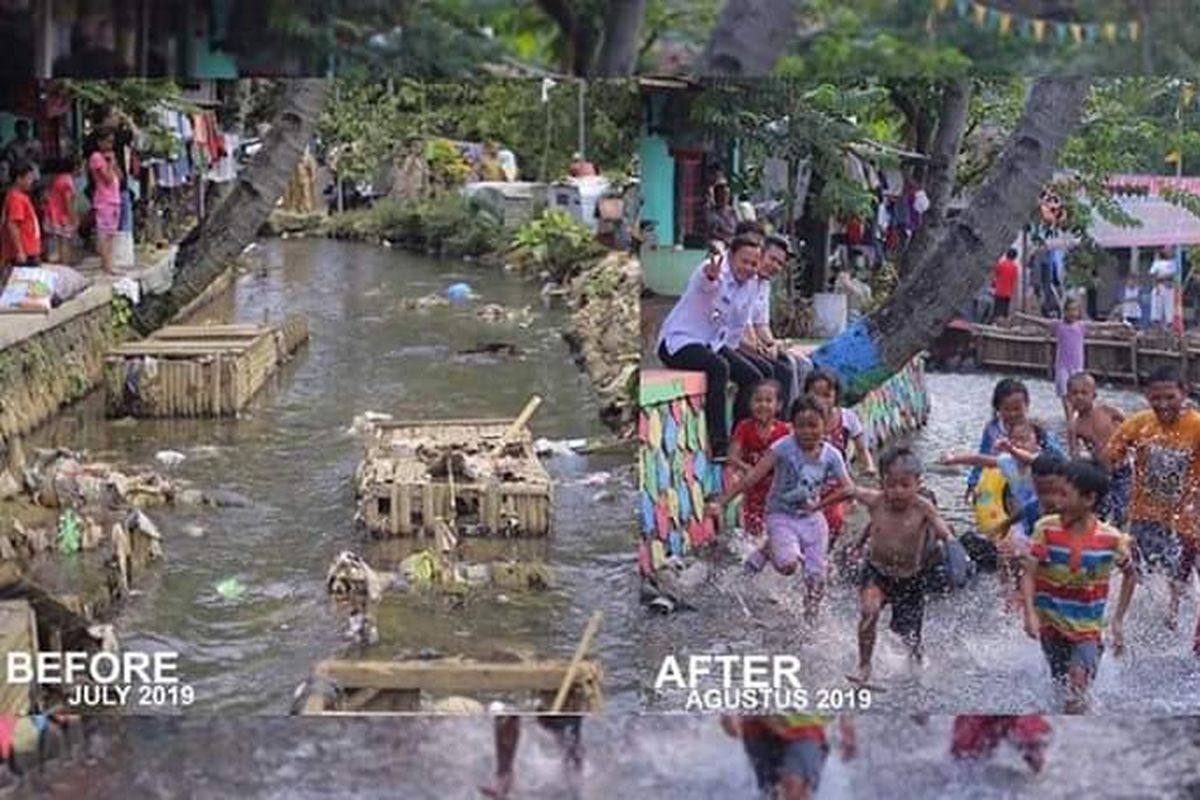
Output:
[1, 112, 135, 280]
[983, 243, 1187, 332]
[656, 218, 1200, 721]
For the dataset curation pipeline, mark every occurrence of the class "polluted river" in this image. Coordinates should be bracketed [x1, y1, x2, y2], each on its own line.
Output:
[31, 238, 639, 713]
[28, 714, 1200, 798]
[640, 371, 1200, 715]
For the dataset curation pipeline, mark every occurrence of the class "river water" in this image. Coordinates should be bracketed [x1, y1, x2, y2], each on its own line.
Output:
[32, 238, 639, 712]
[25, 714, 1200, 798]
[640, 372, 1200, 715]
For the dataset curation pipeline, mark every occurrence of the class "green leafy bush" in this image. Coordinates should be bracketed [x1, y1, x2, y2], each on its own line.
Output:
[323, 195, 503, 258]
[510, 210, 604, 280]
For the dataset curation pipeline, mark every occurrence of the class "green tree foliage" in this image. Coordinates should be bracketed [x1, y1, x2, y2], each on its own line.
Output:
[319, 78, 641, 183]
[57, 79, 188, 157]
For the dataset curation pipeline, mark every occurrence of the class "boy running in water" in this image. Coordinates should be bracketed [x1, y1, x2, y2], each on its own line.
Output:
[722, 715, 856, 799]
[941, 420, 1042, 611]
[728, 380, 792, 548]
[709, 396, 853, 624]
[1021, 460, 1137, 713]
[821, 447, 954, 683]
[479, 716, 583, 798]
[1064, 372, 1129, 525]
[1103, 365, 1200, 633]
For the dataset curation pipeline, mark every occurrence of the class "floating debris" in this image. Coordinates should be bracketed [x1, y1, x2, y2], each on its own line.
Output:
[215, 577, 247, 601]
[446, 282, 473, 303]
[347, 410, 394, 436]
[155, 450, 187, 467]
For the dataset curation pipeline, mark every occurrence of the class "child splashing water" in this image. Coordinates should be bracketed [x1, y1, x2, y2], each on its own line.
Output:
[804, 370, 877, 562]
[708, 396, 853, 625]
[941, 420, 1043, 612]
[728, 380, 792, 546]
[820, 448, 954, 684]
[1021, 460, 1137, 713]
[1064, 372, 1129, 526]
[965, 378, 1066, 506]
[1103, 365, 1200, 636]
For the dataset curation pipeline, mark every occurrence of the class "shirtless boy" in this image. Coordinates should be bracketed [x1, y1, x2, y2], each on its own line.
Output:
[1065, 372, 1129, 525]
[822, 447, 954, 683]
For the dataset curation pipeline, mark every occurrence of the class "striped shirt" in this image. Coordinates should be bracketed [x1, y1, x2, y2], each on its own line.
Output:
[1028, 514, 1132, 642]
[741, 714, 830, 742]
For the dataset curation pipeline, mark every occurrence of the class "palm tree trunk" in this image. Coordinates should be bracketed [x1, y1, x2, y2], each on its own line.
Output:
[700, 0, 804, 75]
[594, 0, 646, 76]
[132, 80, 331, 333]
[810, 77, 1091, 404]
[899, 79, 972, 278]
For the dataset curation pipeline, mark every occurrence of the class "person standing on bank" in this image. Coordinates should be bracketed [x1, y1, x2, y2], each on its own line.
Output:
[88, 129, 121, 275]
[1149, 248, 1178, 330]
[741, 234, 805, 414]
[658, 234, 766, 459]
[991, 248, 1020, 322]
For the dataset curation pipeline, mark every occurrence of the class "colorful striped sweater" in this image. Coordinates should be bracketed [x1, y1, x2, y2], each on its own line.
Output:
[1028, 514, 1132, 642]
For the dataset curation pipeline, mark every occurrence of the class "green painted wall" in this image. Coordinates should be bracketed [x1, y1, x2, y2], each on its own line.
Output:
[642, 247, 707, 297]
[639, 133, 674, 249]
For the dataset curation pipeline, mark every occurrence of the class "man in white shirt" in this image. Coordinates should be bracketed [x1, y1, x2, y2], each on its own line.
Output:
[740, 235, 806, 415]
[1149, 248, 1178, 329]
[657, 234, 767, 457]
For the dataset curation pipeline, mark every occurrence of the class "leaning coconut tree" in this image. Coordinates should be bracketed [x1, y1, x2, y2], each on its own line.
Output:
[132, 80, 331, 334]
[810, 76, 1093, 402]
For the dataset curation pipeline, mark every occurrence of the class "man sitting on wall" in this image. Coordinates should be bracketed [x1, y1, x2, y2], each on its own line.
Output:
[741, 234, 808, 415]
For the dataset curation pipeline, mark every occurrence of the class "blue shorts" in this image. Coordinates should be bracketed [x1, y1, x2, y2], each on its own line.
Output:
[743, 735, 828, 793]
[1040, 633, 1101, 684]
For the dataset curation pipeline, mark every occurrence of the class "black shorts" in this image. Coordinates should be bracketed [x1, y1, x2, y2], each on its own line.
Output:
[993, 297, 1011, 318]
[860, 561, 925, 646]
[537, 715, 583, 741]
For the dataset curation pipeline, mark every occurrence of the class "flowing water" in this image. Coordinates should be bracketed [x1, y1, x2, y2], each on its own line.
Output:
[640, 372, 1200, 715]
[32, 238, 640, 712]
[26, 715, 1200, 798]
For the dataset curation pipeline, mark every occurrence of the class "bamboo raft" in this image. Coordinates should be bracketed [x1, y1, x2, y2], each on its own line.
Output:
[973, 323, 1200, 386]
[0, 600, 37, 715]
[298, 657, 604, 714]
[355, 398, 553, 538]
[103, 316, 309, 417]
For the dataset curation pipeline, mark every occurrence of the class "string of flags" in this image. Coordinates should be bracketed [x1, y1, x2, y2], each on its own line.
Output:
[933, 0, 1141, 45]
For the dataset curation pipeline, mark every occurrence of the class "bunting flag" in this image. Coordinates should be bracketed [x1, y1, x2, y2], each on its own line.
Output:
[936, 1, 1142, 46]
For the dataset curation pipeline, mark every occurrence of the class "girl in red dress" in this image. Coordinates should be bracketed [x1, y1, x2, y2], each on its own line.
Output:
[728, 380, 790, 549]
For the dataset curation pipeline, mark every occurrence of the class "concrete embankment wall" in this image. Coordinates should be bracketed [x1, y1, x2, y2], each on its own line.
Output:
[0, 288, 119, 444]
[636, 356, 931, 576]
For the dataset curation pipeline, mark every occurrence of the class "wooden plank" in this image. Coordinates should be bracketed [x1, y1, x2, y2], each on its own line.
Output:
[398, 484, 412, 535]
[551, 612, 603, 712]
[312, 660, 601, 694]
[153, 325, 265, 338]
[109, 342, 254, 356]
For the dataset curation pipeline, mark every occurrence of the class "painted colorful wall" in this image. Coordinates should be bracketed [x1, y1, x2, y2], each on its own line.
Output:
[636, 355, 931, 577]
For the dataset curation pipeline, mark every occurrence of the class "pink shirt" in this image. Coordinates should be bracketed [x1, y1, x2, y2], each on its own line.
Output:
[1054, 320, 1087, 373]
[89, 151, 120, 208]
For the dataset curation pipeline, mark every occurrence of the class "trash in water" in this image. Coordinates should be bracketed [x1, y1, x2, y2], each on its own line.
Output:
[215, 577, 247, 600]
[577, 472, 610, 486]
[57, 509, 82, 554]
[446, 282, 473, 303]
[534, 438, 588, 457]
[348, 411, 394, 435]
[154, 450, 186, 467]
[182, 524, 205, 538]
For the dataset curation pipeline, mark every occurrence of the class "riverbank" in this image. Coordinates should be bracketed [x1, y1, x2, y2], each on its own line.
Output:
[0, 246, 179, 447]
[263, 205, 639, 433]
